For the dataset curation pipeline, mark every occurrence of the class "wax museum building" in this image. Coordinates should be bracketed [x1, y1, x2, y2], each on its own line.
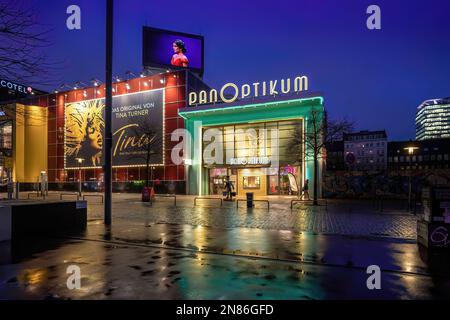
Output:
[1, 27, 325, 197]
[1, 71, 324, 197]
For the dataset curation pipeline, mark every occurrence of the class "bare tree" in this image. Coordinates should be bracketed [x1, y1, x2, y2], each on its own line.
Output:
[290, 109, 353, 205]
[0, 0, 56, 85]
[127, 118, 163, 188]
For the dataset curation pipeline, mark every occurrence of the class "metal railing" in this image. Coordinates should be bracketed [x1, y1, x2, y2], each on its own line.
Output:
[60, 193, 80, 200]
[194, 197, 223, 207]
[82, 194, 104, 203]
[151, 194, 176, 206]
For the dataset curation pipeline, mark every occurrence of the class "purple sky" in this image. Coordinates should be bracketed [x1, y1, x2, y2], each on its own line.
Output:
[30, 0, 450, 140]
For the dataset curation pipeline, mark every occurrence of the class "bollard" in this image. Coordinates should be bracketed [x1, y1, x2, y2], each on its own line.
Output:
[246, 192, 254, 208]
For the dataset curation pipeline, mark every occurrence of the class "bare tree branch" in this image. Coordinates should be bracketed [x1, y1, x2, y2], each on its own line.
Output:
[289, 109, 353, 204]
[0, 0, 60, 86]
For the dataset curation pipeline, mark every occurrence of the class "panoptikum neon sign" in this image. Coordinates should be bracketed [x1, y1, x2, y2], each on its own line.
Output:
[189, 75, 309, 106]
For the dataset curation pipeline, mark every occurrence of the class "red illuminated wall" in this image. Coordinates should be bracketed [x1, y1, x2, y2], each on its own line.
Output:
[46, 70, 187, 183]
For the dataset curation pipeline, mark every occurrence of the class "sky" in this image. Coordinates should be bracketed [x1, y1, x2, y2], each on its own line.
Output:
[25, 0, 450, 140]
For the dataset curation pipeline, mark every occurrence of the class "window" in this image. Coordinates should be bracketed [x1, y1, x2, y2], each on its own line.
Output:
[243, 176, 260, 189]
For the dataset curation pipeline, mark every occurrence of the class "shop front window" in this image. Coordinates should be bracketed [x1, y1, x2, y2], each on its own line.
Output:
[243, 176, 260, 189]
[209, 168, 228, 195]
[267, 165, 300, 195]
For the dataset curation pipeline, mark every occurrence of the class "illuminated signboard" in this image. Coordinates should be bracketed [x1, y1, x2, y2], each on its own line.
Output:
[188, 75, 309, 106]
[229, 157, 271, 165]
[142, 26, 204, 76]
[0, 79, 33, 94]
[64, 89, 164, 168]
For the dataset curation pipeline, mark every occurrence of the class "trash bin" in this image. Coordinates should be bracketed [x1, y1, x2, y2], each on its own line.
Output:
[246, 192, 254, 208]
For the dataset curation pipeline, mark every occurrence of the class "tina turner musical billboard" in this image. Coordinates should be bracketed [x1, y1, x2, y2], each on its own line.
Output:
[64, 89, 164, 168]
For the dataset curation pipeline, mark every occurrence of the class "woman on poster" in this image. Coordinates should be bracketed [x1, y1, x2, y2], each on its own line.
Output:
[171, 39, 189, 67]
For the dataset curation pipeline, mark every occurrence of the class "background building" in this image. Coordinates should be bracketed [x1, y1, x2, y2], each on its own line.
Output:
[343, 130, 387, 172]
[388, 138, 450, 172]
[2, 70, 196, 193]
[0, 79, 45, 102]
[325, 141, 345, 171]
[1, 70, 324, 197]
[416, 98, 450, 140]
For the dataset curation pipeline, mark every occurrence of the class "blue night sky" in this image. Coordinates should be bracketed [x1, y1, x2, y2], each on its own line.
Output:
[33, 0, 450, 140]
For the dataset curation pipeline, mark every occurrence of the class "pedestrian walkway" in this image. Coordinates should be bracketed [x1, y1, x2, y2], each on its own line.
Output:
[85, 194, 418, 240]
[3, 191, 418, 239]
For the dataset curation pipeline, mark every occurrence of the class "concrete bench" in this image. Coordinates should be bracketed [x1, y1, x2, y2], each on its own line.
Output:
[0, 200, 87, 241]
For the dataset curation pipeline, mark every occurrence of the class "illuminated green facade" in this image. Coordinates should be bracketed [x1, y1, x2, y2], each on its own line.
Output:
[179, 96, 324, 196]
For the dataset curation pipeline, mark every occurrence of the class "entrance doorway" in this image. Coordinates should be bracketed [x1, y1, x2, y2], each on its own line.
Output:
[207, 165, 301, 197]
[208, 168, 237, 196]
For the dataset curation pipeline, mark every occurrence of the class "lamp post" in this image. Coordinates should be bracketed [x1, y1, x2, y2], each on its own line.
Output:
[75, 157, 84, 197]
[104, 0, 114, 226]
[404, 146, 418, 211]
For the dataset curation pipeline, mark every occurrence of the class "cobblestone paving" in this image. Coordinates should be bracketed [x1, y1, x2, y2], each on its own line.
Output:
[87, 197, 418, 240]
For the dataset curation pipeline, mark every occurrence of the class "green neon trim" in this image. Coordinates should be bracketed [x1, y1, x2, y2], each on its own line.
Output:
[178, 113, 188, 120]
[179, 96, 323, 117]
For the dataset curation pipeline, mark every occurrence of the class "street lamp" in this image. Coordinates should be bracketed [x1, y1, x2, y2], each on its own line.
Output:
[75, 157, 85, 197]
[403, 146, 419, 211]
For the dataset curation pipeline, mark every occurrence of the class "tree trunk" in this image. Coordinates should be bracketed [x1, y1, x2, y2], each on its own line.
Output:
[313, 151, 318, 205]
[146, 149, 150, 188]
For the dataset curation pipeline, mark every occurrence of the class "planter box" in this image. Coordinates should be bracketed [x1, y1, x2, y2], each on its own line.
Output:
[0, 200, 87, 242]
[417, 219, 450, 249]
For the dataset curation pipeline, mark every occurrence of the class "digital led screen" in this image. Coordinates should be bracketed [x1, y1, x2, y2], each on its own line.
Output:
[142, 26, 204, 75]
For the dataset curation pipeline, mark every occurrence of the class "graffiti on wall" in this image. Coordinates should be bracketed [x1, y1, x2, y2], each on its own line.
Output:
[323, 171, 450, 199]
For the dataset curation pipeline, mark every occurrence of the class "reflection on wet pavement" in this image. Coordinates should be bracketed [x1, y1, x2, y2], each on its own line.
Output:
[1, 219, 450, 299]
[2, 236, 449, 300]
[86, 196, 418, 239]
[82, 222, 429, 275]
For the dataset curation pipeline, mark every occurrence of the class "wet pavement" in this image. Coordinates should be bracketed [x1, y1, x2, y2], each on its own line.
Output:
[86, 194, 417, 239]
[1, 194, 450, 299]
